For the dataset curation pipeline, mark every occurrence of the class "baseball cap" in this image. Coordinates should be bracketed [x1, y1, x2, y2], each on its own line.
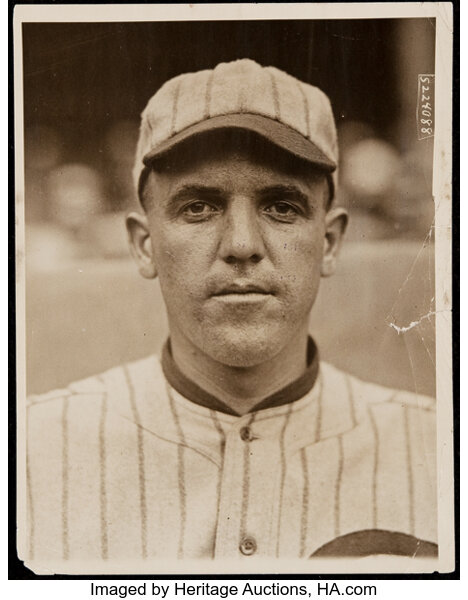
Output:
[134, 59, 338, 196]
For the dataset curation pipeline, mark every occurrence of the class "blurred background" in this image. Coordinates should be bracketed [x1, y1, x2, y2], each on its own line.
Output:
[21, 19, 437, 396]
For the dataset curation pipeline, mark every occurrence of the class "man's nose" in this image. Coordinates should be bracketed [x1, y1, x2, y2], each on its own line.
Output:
[218, 197, 265, 265]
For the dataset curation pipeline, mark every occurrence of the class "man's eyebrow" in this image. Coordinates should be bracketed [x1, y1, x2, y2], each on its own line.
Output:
[258, 185, 310, 204]
[168, 184, 225, 203]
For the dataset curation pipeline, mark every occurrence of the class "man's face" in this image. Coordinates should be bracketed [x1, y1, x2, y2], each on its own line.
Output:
[128, 141, 346, 367]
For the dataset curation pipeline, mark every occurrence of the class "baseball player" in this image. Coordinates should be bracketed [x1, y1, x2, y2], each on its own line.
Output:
[23, 60, 437, 571]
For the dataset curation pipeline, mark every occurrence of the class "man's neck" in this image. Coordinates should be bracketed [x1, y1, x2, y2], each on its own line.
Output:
[168, 329, 309, 415]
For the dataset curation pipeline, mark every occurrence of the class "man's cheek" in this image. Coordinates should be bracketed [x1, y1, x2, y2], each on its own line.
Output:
[155, 247, 205, 302]
[154, 237, 192, 274]
[276, 236, 323, 277]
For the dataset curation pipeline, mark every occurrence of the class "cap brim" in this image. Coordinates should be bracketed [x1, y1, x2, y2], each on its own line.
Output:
[142, 113, 336, 172]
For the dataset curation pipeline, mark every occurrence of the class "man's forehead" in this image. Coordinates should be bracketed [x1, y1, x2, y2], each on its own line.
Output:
[150, 148, 327, 196]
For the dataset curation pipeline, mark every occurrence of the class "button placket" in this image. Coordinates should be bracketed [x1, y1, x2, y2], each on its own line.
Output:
[214, 417, 280, 558]
[213, 422, 251, 557]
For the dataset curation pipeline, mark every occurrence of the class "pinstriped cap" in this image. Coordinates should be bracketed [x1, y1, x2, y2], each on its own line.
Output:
[134, 59, 338, 193]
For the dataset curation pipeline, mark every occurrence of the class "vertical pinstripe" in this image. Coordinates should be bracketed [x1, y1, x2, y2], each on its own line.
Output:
[170, 80, 182, 135]
[299, 372, 323, 556]
[275, 404, 293, 556]
[98, 393, 109, 559]
[167, 385, 187, 558]
[299, 448, 309, 557]
[210, 409, 225, 453]
[123, 365, 147, 559]
[209, 409, 225, 558]
[61, 396, 70, 560]
[239, 413, 257, 543]
[367, 405, 379, 529]
[297, 82, 311, 139]
[334, 435, 344, 537]
[176, 443, 186, 559]
[314, 373, 323, 442]
[345, 374, 357, 428]
[204, 70, 214, 119]
[267, 70, 281, 120]
[26, 442, 34, 560]
[403, 406, 415, 534]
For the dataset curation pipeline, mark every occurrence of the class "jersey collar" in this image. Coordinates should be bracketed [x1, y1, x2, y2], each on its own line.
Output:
[161, 337, 320, 417]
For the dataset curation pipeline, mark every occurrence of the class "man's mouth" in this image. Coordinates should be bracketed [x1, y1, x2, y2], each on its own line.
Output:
[209, 282, 275, 304]
[211, 282, 272, 296]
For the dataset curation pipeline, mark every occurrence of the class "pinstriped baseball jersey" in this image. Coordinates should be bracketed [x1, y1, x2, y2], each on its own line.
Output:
[23, 354, 437, 570]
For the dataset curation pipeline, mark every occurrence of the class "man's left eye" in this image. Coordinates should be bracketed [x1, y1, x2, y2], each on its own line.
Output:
[187, 202, 211, 213]
[264, 202, 299, 219]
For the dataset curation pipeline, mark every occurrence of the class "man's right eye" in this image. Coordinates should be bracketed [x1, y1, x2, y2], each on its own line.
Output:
[182, 201, 219, 220]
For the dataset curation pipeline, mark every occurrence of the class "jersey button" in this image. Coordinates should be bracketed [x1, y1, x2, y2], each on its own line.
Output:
[240, 426, 254, 442]
[239, 536, 257, 556]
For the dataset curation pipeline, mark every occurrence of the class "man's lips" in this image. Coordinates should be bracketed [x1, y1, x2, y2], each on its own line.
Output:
[211, 283, 273, 296]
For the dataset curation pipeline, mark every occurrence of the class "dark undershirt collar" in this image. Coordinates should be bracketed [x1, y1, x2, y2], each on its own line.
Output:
[161, 337, 320, 417]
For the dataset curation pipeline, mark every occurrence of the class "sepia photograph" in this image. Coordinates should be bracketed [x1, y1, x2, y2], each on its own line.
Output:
[13, 2, 454, 576]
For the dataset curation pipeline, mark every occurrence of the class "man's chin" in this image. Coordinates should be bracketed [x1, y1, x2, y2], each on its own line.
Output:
[197, 326, 287, 368]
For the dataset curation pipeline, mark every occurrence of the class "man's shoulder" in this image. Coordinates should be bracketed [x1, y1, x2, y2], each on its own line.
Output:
[320, 360, 436, 413]
[26, 354, 166, 438]
[27, 354, 163, 409]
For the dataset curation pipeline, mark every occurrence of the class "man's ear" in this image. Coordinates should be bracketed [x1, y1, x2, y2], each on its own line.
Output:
[126, 212, 158, 279]
[321, 207, 348, 277]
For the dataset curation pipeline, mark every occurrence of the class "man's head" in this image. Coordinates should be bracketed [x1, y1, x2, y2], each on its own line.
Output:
[127, 60, 347, 368]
